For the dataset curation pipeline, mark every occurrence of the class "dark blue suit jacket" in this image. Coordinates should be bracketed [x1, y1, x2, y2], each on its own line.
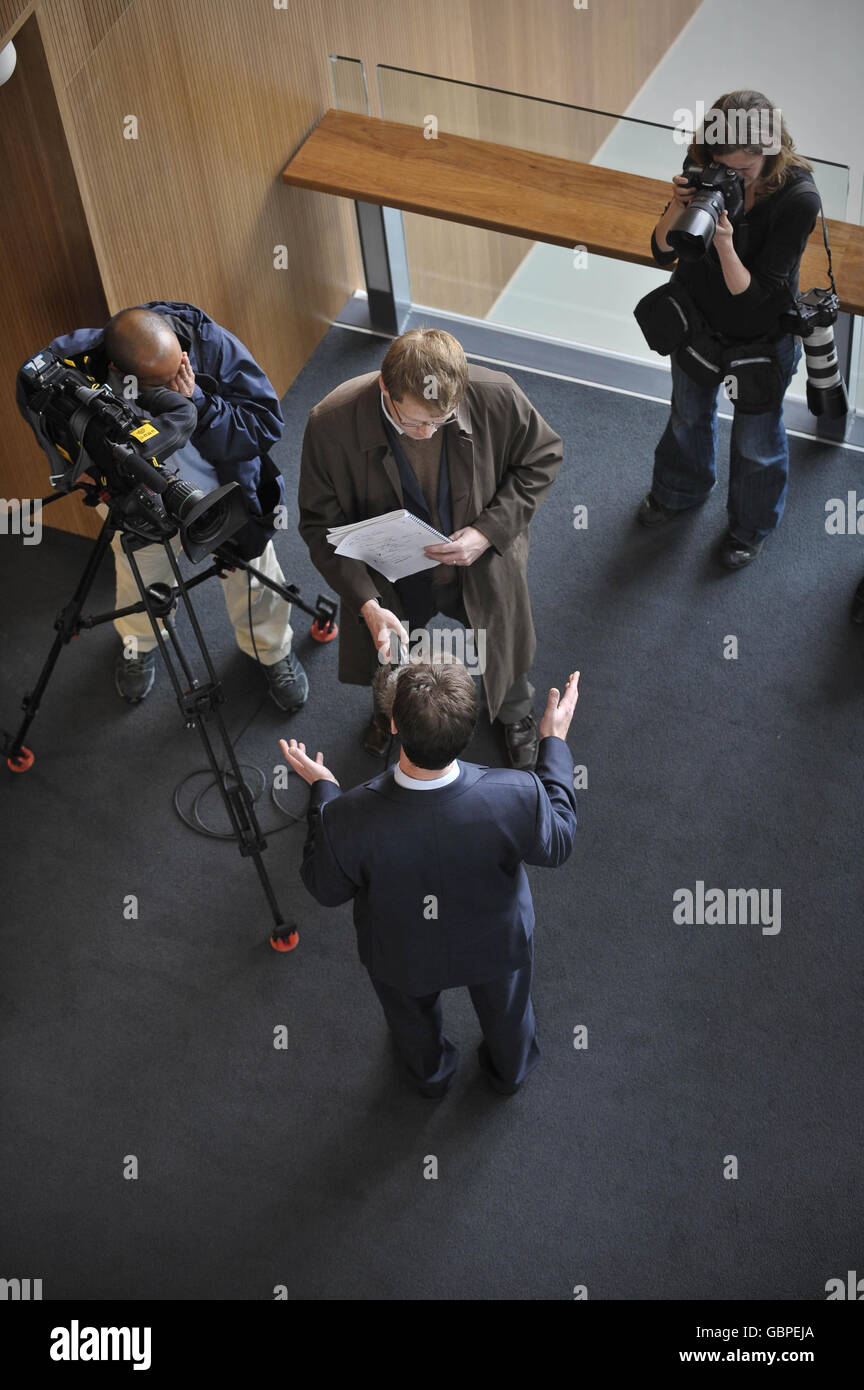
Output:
[300, 736, 577, 994]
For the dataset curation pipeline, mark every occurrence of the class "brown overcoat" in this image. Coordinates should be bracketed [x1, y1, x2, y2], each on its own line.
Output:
[298, 364, 564, 721]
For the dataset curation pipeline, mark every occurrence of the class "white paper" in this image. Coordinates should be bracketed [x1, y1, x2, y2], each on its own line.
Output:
[327, 509, 451, 582]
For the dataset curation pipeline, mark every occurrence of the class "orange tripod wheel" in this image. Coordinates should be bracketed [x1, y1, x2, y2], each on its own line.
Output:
[310, 618, 338, 643]
[7, 746, 35, 772]
[269, 929, 300, 952]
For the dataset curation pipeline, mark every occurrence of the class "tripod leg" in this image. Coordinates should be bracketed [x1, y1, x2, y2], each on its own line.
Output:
[121, 534, 295, 942]
[4, 519, 115, 769]
[189, 683, 297, 942]
[120, 534, 199, 709]
[212, 547, 338, 640]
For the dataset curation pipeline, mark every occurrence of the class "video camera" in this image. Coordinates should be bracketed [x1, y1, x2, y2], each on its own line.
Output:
[17, 349, 247, 561]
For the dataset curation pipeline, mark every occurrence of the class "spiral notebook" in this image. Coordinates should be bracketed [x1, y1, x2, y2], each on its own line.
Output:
[327, 509, 451, 582]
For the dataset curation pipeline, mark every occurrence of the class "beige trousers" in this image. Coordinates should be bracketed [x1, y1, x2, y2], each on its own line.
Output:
[98, 506, 293, 665]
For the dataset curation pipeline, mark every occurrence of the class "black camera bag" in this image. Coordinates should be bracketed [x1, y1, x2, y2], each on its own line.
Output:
[633, 281, 692, 354]
[636, 280, 788, 409]
[720, 341, 786, 413]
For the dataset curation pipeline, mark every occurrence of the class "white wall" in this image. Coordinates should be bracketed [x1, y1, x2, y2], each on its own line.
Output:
[624, 0, 863, 219]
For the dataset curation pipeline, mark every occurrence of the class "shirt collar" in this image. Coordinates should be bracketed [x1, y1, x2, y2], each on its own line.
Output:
[380, 389, 405, 435]
[393, 759, 460, 790]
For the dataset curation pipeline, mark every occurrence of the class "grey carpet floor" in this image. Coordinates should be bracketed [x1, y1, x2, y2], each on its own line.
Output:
[1, 323, 862, 1299]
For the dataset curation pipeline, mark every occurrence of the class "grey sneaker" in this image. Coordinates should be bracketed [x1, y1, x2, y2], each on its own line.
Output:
[264, 652, 309, 712]
[115, 647, 158, 703]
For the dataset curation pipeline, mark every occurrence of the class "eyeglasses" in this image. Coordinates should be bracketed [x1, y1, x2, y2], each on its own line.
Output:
[387, 394, 458, 432]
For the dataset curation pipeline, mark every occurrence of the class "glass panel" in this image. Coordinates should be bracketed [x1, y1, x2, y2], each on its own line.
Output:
[329, 56, 368, 116]
[377, 65, 850, 387]
[328, 58, 369, 298]
[379, 65, 848, 213]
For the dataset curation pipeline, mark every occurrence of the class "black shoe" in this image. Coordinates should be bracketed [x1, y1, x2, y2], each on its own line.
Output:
[851, 576, 864, 625]
[501, 712, 539, 771]
[718, 530, 764, 570]
[636, 492, 681, 527]
[363, 707, 392, 755]
[264, 652, 309, 712]
[114, 648, 158, 703]
[477, 1042, 522, 1096]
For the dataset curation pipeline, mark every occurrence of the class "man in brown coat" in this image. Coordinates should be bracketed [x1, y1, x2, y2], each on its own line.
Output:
[298, 329, 563, 769]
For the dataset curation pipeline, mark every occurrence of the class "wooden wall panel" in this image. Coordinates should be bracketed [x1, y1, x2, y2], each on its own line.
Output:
[0, 13, 108, 538]
[378, 67, 623, 317]
[36, 0, 131, 88]
[37, 0, 704, 388]
[0, 0, 33, 46]
[469, 0, 702, 115]
[38, 0, 364, 404]
[2, 0, 702, 535]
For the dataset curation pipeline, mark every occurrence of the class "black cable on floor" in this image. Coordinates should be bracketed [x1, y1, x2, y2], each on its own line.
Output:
[170, 569, 307, 839]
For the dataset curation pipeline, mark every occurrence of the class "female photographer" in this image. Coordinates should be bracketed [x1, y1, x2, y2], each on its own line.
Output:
[639, 90, 821, 568]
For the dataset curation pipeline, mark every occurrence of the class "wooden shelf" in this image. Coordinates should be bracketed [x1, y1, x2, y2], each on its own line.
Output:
[283, 109, 864, 316]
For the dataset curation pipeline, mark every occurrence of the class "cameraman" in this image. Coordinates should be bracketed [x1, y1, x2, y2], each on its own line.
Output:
[47, 303, 308, 710]
[639, 90, 821, 568]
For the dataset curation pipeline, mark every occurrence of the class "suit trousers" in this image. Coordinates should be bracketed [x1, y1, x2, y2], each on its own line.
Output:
[369, 940, 541, 1097]
[96, 505, 294, 664]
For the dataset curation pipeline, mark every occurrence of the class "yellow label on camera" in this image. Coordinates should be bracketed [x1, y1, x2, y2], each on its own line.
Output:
[130, 421, 159, 442]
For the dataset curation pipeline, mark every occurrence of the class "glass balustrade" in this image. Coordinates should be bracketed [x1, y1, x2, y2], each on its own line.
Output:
[329, 55, 369, 116]
[327, 59, 858, 420]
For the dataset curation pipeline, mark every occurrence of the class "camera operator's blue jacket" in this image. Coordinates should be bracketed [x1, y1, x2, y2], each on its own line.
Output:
[47, 300, 286, 553]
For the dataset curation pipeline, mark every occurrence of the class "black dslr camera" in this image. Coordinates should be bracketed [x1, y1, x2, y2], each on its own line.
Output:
[17, 349, 248, 561]
[667, 160, 746, 260]
[779, 288, 848, 418]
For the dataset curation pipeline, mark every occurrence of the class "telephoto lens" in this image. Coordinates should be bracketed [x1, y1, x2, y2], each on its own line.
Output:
[801, 326, 849, 418]
[667, 162, 745, 260]
[783, 291, 850, 419]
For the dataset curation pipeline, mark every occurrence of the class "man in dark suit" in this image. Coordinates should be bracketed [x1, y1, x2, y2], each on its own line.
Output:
[279, 661, 579, 1098]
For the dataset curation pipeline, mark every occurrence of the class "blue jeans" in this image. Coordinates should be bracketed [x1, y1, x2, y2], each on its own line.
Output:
[651, 334, 802, 544]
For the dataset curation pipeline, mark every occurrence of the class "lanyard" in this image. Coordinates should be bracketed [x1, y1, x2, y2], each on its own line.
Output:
[379, 404, 453, 540]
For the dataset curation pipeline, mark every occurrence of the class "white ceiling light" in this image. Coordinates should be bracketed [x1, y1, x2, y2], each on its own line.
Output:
[0, 42, 18, 86]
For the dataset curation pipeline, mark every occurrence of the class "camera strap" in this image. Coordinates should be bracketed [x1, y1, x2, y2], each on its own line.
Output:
[786, 178, 836, 296]
[817, 201, 837, 296]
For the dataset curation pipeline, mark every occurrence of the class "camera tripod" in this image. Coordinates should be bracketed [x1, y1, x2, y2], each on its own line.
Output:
[1, 485, 338, 952]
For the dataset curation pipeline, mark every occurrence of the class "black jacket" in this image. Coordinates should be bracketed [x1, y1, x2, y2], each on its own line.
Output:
[651, 167, 822, 339]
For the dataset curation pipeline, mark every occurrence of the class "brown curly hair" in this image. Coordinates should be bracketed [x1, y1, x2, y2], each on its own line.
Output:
[687, 91, 812, 200]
